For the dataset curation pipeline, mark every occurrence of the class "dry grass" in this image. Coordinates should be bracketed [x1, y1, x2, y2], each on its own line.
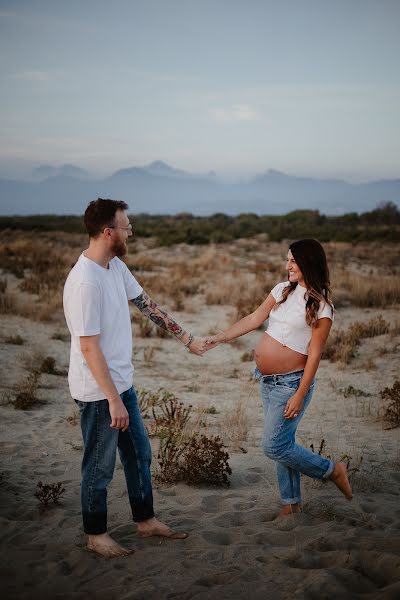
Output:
[323, 315, 390, 363]
[218, 398, 250, 450]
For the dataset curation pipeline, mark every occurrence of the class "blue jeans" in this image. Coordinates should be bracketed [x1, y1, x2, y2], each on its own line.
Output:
[255, 368, 335, 505]
[75, 387, 154, 534]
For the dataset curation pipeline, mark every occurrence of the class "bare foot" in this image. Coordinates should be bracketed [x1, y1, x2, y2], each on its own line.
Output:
[86, 533, 134, 558]
[330, 462, 353, 500]
[277, 503, 302, 517]
[137, 517, 188, 540]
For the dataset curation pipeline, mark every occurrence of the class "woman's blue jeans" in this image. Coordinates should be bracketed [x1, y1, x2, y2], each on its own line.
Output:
[255, 368, 335, 505]
[75, 387, 154, 535]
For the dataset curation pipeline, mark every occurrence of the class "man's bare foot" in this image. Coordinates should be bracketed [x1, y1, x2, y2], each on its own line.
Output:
[277, 503, 302, 517]
[86, 533, 134, 558]
[330, 462, 353, 500]
[137, 517, 188, 540]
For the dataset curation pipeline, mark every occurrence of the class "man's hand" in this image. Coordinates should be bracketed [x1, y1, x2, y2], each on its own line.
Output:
[187, 336, 208, 356]
[109, 397, 129, 431]
[284, 392, 304, 420]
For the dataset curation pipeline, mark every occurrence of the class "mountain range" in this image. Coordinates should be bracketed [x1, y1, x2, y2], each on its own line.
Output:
[0, 161, 399, 216]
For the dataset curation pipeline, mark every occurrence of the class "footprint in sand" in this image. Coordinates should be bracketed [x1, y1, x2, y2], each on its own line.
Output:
[212, 511, 244, 528]
[201, 530, 232, 545]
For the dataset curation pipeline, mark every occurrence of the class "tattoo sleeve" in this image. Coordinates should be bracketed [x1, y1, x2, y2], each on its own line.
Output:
[131, 292, 185, 339]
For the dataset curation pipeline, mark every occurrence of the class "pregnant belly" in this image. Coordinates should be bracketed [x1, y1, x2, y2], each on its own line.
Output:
[254, 333, 307, 375]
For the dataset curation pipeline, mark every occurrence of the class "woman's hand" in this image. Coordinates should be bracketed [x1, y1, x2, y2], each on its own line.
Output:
[187, 336, 208, 355]
[284, 392, 305, 419]
[203, 334, 222, 351]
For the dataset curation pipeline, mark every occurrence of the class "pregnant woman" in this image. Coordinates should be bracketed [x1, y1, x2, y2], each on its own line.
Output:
[205, 238, 352, 516]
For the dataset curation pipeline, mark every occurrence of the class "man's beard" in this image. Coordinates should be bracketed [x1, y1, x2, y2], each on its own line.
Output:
[112, 239, 128, 257]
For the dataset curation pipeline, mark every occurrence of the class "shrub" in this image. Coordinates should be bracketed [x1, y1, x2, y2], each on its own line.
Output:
[380, 381, 400, 429]
[156, 433, 232, 487]
[323, 316, 390, 363]
[13, 369, 42, 410]
[4, 334, 24, 345]
[35, 481, 65, 507]
[137, 387, 176, 418]
[241, 350, 255, 362]
[150, 397, 192, 437]
[40, 356, 66, 376]
[136, 315, 153, 338]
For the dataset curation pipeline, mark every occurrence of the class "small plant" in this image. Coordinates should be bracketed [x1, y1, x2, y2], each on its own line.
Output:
[4, 334, 24, 345]
[51, 331, 69, 342]
[241, 350, 255, 362]
[380, 380, 400, 429]
[150, 397, 192, 437]
[180, 434, 232, 487]
[143, 346, 156, 365]
[35, 481, 65, 507]
[137, 387, 176, 418]
[310, 439, 363, 480]
[65, 410, 79, 426]
[339, 385, 371, 398]
[155, 433, 232, 487]
[136, 315, 153, 338]
[204, 405, 218, 414]
[13, 369, 42, 410]
[40, 356, 66, 376]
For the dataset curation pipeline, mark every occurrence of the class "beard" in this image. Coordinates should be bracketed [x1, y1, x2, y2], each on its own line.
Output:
[111, 239, 128, 257]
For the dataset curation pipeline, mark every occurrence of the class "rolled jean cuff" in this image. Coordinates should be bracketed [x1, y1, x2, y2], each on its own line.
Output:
[83, 511, 107, 535]
[322, 460, 335, 480]
[281, 496, 302, 505]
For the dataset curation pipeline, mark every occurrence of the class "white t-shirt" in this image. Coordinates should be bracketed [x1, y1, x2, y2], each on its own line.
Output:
[63, 253, 143, 401]
[266, 281, 334, 355]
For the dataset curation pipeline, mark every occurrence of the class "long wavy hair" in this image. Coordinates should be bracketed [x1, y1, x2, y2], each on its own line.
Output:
[274, 238, 334, 326]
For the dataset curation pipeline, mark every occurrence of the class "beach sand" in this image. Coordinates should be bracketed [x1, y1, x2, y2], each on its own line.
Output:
[1, 237, 400, 599]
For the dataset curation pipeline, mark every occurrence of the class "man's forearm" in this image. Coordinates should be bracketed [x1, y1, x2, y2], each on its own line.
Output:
[132, 292, 190, 344]
[81, 344, 121, 402]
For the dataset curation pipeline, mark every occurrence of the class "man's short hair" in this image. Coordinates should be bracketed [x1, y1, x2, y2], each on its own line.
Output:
[84, 198, 129, 238]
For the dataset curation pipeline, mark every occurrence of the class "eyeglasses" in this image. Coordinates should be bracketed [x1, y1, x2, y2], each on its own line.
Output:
[105, 224, 133, 232]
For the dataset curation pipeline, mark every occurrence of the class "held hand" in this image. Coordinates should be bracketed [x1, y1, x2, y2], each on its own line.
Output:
[187, 336, 208, 356]
[284, 393, 304, 420]
[203, 335, 221, 352]
[109, 397, 130, 431]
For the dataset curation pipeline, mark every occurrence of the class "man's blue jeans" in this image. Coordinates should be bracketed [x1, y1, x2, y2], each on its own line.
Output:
[256, 368, 335, 505]
[75, 387, 154, 535]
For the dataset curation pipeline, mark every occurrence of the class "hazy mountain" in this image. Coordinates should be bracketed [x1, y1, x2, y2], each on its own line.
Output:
[0, 162, 399, 216]
[31, 164, 91, 181]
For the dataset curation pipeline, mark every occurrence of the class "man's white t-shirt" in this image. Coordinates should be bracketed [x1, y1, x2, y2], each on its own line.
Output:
[63, 253, 143, 402]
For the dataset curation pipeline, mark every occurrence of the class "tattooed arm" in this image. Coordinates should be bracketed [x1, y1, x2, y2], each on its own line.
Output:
[131, 291, 206, 355]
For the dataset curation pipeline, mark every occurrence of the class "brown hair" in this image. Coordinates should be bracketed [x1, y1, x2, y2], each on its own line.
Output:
[274, 238, 333, 326]
[84, 198, 129, 238]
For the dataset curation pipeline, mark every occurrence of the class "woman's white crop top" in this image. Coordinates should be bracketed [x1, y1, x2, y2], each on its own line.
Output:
[266, 281, 334, 355]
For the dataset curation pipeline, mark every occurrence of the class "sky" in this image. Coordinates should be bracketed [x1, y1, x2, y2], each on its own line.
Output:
[0, 0, 399, 181]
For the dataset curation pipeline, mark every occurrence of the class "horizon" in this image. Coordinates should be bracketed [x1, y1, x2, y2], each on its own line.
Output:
[1, 1, 400, 184]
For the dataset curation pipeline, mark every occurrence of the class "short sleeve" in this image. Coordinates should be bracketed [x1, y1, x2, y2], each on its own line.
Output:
[270, 281, 289, 301]
[119, 260, 143, 300]
[318, 301, 334, 320]
[67, 283, 101, 336]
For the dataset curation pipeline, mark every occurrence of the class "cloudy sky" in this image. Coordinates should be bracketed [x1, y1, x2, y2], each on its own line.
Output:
[1, 0, 399, 180]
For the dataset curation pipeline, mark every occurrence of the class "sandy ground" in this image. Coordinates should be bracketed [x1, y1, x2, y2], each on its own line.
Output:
[1, 291, 400, 599]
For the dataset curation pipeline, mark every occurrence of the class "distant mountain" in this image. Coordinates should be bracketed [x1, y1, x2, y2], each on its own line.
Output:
[0, 161, 399, 216]
[31, 164, 90, 181]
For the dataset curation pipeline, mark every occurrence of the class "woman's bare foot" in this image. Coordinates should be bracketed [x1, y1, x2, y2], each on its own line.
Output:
[137, 517, 188, 540]
[87, 533, 134, 558]
[330, 462, 353, 500]
[277, 503, 302, 517]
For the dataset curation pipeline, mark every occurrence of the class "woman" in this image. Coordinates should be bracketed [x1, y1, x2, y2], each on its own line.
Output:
[205, 238, 352, 516]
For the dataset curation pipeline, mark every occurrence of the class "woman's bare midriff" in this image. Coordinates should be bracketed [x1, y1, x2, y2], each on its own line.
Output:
[254, 333, 307, 375]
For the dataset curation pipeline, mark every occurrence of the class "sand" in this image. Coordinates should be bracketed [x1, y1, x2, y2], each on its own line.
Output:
[1, 296, 400, 599]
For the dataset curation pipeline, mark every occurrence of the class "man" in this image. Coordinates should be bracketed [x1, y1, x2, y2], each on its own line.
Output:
[63, 198, 206, 557]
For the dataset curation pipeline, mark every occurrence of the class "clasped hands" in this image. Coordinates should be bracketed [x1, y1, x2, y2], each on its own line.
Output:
[186, 334, 221, 356]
